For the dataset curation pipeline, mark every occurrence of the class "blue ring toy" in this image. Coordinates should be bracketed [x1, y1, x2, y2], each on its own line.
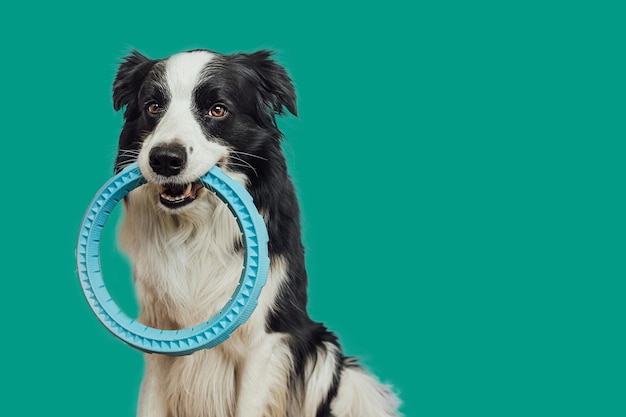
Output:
[76, 162, 269, 356]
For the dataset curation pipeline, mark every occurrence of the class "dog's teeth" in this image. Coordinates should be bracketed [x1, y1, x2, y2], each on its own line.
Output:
[157, 182, 198, 206]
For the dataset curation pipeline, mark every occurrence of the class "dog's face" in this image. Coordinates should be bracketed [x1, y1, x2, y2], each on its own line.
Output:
[113, 49, 296, 212]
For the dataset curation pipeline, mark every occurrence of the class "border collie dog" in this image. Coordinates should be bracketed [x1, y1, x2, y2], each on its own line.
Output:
[112, 49, 400, 417]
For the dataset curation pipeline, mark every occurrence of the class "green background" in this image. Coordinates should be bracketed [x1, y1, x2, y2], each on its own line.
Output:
[1, 1, 624, 416]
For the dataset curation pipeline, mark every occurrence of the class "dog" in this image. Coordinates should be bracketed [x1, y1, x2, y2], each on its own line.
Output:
[112, 48, 401, 417]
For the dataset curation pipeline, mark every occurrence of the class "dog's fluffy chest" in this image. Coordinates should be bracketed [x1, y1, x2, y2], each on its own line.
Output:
[118, 188, 243, 329]
[149, 349, 239, 417]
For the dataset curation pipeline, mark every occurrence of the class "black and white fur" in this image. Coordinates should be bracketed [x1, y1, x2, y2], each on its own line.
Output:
[112, 49, 401, 417]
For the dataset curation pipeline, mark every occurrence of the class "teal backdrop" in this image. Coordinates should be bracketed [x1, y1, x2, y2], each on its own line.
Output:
[1, 1, 624, 416]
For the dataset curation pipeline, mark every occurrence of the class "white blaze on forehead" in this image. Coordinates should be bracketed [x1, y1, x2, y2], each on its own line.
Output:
[165, 50, 216, 101]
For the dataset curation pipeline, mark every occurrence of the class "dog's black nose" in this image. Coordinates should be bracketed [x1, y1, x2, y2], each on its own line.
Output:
[149, 144, 187, 177]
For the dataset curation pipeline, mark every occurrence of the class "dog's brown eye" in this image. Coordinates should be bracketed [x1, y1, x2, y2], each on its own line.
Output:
[147, 102, 161, 115]
[208, 104, 227, 118]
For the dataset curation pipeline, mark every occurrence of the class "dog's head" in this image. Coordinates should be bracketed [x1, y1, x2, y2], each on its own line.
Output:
[112, 49, 296, 212]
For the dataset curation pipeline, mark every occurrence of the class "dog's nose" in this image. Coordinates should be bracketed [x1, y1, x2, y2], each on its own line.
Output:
[149, 144, 187, 177]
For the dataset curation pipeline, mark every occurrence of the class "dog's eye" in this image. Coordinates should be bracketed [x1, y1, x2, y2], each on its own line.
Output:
[207, 104, 228, 118]
[146, 102, 162, 115]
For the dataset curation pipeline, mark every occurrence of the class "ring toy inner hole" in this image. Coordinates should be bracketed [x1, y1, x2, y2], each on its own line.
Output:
[76, 162, 269, 356]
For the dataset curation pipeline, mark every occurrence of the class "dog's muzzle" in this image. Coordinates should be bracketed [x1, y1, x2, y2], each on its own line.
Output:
[147, 143, 202, 209]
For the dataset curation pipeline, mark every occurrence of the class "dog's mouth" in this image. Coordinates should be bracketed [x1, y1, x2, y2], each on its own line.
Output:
[157, 182, 204, 209]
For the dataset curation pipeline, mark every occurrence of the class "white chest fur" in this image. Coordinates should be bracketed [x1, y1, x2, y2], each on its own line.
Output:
[118, 185, 244, 329]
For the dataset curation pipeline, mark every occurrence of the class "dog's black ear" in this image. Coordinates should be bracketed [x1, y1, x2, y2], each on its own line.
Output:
[112, 50, 155, 120]
[234, 50, 297, 126]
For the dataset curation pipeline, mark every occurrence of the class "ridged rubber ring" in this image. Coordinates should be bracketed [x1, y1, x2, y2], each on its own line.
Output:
[76, 162, 269, 356]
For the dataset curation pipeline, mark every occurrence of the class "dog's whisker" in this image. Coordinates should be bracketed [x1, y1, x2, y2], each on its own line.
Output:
[231, 150, 268, 161]
[114, 154, 140, 172]
[227, 158, 259, 177]
[230, 155, 258, 170]
[116, 153, 141, 160]
[115, 149, 141, 172]
[117, 150, 141, 156]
